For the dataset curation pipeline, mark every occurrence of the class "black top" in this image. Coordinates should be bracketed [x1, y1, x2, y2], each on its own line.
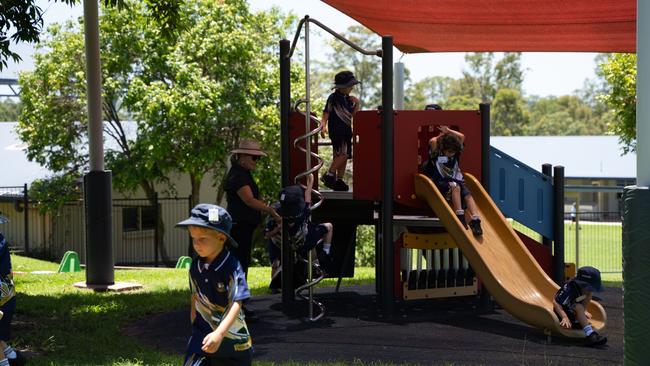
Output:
[224, 163, 261, 225]
[555, 279, 584, 309]
[324, 90, 355, 136]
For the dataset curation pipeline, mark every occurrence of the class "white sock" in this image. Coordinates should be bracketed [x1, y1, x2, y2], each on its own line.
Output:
[0, 358, 9, 366]
[3, 346, 15, 360]
[471, 214, 480, 221]
[323, 243, 331, 254]
[326, 172, 335, 177]
[456, 210, 465, 216]
[583, 324, 594, 336]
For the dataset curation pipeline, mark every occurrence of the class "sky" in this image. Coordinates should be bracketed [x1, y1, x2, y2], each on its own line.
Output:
[0, 0, 602, 97]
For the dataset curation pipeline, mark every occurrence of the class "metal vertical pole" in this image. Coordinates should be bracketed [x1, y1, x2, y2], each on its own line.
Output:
[479, 103, 492, 309]
[542, 164, 553, 247]
[638, 0, 650, 188]
[154, 192, 159, 267]
[394, 62, 404, 110]
[279, 39, 294, 310]
[83, 0, 113, 286]
[380, 35, 394, 314]
[552, 166, 565, 285]
[574, 195, 580, 269]
[23, 183, 29, 254]
[304, 19, 314, 320]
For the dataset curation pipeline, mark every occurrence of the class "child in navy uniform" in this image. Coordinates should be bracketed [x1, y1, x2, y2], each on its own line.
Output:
[553, 266, 607, 346]
[423, 125, 483, 236]
[320, 70, 361, 191]
[279, 174, 333, 273]
[176, 205, 253, 366]
[0, 216, 25, 366]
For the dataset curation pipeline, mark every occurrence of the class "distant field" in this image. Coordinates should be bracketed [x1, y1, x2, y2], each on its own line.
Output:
[512, 220, 622, 282]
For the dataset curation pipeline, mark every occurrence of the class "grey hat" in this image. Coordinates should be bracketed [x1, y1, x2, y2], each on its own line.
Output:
[574, 266, 603, 292]
[176, 204, 238, 248]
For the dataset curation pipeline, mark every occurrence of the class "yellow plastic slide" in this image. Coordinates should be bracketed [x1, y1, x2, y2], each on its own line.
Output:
[414, 173, 606, 338]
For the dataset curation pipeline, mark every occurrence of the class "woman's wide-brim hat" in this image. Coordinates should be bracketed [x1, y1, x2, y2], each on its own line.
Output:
[231, 138, 267, 157]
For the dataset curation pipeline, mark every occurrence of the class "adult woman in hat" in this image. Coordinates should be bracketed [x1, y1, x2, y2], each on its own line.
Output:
[224, 139, 281, 279]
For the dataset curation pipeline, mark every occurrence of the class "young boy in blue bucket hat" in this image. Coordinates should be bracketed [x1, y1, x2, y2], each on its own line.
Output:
[553, 266, 607, 346]
[176, 205, 252, 366]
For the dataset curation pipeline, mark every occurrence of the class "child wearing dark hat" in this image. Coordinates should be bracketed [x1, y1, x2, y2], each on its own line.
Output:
[553, 266, 607, 346]
[422, 124, 483, 236]
[176, 205, 253, 366]
[320, 70, 361, 191]
[279, 174, 333, 273]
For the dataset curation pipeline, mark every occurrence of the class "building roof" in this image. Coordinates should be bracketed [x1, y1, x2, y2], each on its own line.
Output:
[0, 122, 51, 186]
[491, 136, 636, 179]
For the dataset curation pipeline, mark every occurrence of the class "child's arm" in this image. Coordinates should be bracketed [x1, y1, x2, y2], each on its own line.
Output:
[304, 173, 314, 204]
[201, 300, 243, 354]
[349, 95, 360, 115]
[320, 112, 329, 138]
[190, 294, 197, 323]
[553, 298, 572, 328]
[428, 136, 439, 151]
[583, 293, 593, 319]
[439, 125, 465, 144]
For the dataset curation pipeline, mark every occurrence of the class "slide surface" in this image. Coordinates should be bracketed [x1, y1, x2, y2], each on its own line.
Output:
[414, 173, 606, 338]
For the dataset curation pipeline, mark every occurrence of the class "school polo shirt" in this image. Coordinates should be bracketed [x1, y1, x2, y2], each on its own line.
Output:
[324, 90, 355, 137]
[555, 280, 584, 309]
[187, 249, 252, 357]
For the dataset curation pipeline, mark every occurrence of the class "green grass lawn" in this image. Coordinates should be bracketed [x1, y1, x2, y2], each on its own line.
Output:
[11, 255, 376, 366]
[511, 221, 622, 282]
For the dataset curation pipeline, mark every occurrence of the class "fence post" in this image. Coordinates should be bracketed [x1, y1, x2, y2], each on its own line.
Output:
[575, 196, 580, 269]
[541, 164, 553, 247]
[23, 183, 29, 254]
[154, 192, 159, 267]
[187, 195, 193, 257]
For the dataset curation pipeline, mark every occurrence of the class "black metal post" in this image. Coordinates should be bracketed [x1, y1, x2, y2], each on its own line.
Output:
[280, 39, 295, 310]
[380, 35, 394, 315]
[478, 103, 492, 310]
[154, 192, 159, 267]
[188, 195, 193, 257]
[542, 163, 553, 247]
[479, 104, 490, 191]
[552, 166, 565, 285]
[84, 171, 114, 285]
[23, 183, 29, 254]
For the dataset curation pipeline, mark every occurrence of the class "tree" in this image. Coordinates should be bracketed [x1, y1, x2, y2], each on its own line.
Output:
[491, 88, 529, 136]
[404, 76, 453, 110]
[599, 53, 636, 153]
[525, 95, 610, 136]
[453, 52, 524, 103]
[0, 99, 21, 121]
[18, 0, 292, 263]
[0, 0, 181, 70]
[321, 26, 382, 109]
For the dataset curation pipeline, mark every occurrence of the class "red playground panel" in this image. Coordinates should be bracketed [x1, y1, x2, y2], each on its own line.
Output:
[354, 109, 484, 211]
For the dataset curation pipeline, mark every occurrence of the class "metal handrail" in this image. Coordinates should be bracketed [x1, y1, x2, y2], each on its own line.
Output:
[287, 16, 382, 59]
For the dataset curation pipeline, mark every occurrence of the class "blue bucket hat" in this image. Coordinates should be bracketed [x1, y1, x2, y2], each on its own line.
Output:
[574, 266, 603, 292]
[176, 204, 238, 248]
[0, 215, 8, 224]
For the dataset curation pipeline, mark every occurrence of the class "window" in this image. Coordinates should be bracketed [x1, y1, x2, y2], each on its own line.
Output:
[122, 206, 157, 232]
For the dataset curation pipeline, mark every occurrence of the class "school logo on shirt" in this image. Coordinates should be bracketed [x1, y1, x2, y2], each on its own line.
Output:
[216, 282, 226, 293]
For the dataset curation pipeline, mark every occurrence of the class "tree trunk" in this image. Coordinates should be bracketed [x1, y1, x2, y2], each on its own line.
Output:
[140, 180, 173, 266]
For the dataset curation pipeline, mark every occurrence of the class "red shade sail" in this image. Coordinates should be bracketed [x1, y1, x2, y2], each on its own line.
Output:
[322, 0, 636, 53]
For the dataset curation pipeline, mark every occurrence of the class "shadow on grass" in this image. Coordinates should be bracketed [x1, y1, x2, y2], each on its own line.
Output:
[14, 289, 188, 365]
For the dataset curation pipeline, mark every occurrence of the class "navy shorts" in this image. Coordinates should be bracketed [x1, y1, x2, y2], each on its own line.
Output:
[299, 223, 329, 255]
[435, 180, 471, 201]
[331, 135, 352, 160]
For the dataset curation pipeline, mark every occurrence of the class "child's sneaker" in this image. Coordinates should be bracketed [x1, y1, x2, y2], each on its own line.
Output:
[585, 332, 607, 346]
[469, 219, 483, 236]
[333, 179, 349, 191]
[321, 173, 336, 190]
